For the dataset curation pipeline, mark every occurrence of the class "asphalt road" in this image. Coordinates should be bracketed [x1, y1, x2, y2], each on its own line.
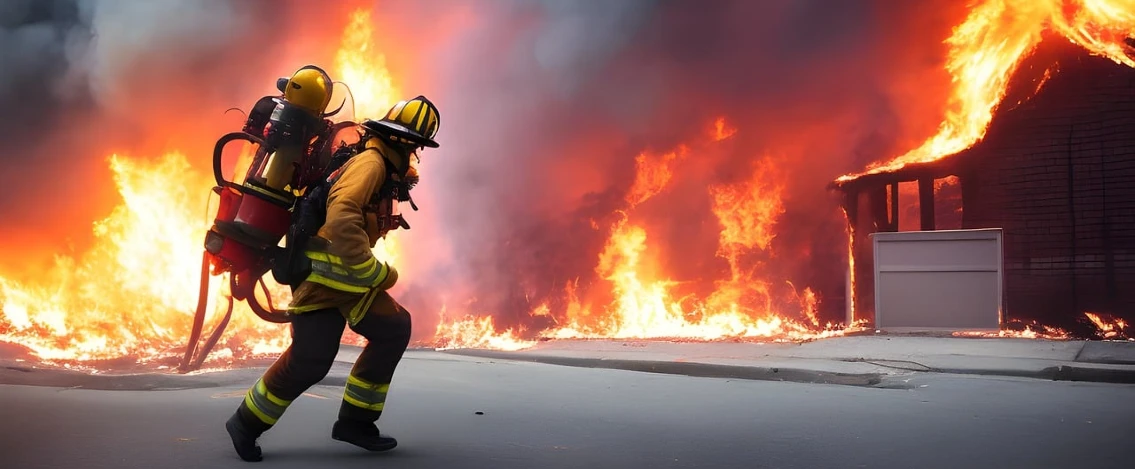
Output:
[1, 352, 1132, 469]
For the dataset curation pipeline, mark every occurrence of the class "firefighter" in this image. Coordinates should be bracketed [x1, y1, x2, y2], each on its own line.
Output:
[225, 95, 441, 462]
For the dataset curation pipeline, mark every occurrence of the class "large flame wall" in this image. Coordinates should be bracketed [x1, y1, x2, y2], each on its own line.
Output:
[1, 0, 1131, 364]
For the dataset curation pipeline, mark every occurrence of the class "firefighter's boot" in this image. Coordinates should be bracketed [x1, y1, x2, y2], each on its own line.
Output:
[226, 407, 271, 462]
[332, 403, 397, 451]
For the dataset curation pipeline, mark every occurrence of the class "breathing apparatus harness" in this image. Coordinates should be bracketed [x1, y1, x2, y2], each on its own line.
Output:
[182, 65, 353, 372]
[272, 126, 421, 289]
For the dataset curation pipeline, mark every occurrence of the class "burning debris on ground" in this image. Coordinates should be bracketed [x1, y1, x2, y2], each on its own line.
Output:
[1, 0, 1133, 372]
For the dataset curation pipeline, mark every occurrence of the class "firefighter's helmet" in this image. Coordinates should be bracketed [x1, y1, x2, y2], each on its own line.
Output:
[360, 96, 440, 149]
[275, 65, 334, 116]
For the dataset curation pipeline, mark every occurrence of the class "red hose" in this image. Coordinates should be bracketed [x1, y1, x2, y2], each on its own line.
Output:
[178, 252, 212, 373]
[188, 294, 234, 371]
[231, 271, 293, 324]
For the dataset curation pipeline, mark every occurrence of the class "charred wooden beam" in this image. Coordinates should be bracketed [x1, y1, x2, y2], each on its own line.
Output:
[842, 189, 859, 228]
[918, 178, 935, 231]
[828, 156, 961, 195]
[868, 186, 889, 232]
[960, 172, 977, 228]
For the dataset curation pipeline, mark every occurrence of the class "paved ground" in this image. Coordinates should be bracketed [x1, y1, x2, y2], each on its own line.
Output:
[2, 351, 1133, 469]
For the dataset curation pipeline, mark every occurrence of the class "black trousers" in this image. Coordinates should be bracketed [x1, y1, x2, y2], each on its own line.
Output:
[235, 291, 412, 431]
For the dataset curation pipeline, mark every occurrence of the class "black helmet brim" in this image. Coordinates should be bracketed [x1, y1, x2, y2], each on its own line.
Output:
[361, 119, 440, 148]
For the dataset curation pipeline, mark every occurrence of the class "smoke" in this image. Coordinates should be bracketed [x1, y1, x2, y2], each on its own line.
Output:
[0, 0, 92, 145]
[370, 0, 973, 334]
[0, 0, 287, 146]
[0, 0, 298, 266]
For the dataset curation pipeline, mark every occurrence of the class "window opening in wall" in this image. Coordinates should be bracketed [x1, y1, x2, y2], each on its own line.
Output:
[935, 176, 964, 230]
[898, 181, 921, 231]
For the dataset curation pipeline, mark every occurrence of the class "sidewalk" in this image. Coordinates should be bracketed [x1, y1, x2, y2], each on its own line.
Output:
[3, 336, 1132, 391]
[408, 335, 1135, 387]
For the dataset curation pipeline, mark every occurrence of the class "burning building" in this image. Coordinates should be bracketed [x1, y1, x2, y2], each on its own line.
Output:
[834, 35, 1135, 336]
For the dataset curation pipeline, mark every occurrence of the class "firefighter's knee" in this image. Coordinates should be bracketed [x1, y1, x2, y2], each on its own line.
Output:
[284, 338, 340, 387]
[352, 307, 411, 345]
[386, 308, 412, 345]
[291, 353, 337, 387]
[395, 306, 411, 330]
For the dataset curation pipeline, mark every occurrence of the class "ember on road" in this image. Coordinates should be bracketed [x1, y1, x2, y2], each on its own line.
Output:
[2, 351, 1133, 469]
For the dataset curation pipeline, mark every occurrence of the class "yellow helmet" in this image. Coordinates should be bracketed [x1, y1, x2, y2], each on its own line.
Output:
[275, 65, 334, 116]
[360, 95, 440, 148]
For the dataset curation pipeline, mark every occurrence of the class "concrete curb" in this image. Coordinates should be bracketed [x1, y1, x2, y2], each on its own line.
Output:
[0, 361, 359, 391]
[918, 366, 1135, 384]
[1048, 366, 1135, 384]
[442, 350, 1135, 386]
[441, 350, 887, 387]
[0, 364, 229, 391]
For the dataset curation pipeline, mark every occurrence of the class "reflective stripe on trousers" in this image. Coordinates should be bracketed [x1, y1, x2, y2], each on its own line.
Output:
[343, 374, 389, 411]
[243, 378, 293, 425]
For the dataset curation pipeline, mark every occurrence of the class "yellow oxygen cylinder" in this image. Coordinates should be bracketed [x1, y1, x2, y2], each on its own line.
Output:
[261, 146, 301, 190]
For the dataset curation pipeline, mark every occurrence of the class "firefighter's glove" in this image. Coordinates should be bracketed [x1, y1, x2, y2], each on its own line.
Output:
[376, 263, 398, 290]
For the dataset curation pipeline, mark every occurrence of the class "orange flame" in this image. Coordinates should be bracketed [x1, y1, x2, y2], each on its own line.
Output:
[712, 117, 738, 141]
[1084, 312, 1129, 339]
[0, 6, 407, 366]
[435, 119, 854, 346]
[0, 153, 290, 363]
[433, 309, 535, 351]
[626, 148, 687, 207]
[954, 313, 1130, 340]
[334, 8, 404, 267]
[952, 328, 1071, 340]
[335, 9, 400, 121]
[839, 0, 1135, 181]
[5, 2, 1127, 366]
[433, 1, 1133, 349]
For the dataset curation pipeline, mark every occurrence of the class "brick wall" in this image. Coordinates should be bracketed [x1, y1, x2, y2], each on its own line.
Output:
[960, 46, 1135, 328]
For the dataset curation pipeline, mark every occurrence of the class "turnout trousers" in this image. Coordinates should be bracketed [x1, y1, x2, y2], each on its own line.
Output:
[232, 290, 412, 433]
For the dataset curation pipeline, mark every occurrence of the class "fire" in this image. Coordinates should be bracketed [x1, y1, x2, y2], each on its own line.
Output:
[1084, 312, 1129, 339]
[435, 119, 852, 346]
[538, 213, 829, 340]
[5, 2, 1128, 367]
[333, 7, 404, 267]
[626, 148, 687, 207]
[433, 311, 535, 351]
[0, 6, 408, 367]
[713, 117, 738, 141]
[951, 313, 1129, 340]
[839, 0, 1135, 181]
[433, 0, 1132, 348]
[952, 318, 1072, 339]
[334, 8, 400, 121]
[0, 153, 290, 364]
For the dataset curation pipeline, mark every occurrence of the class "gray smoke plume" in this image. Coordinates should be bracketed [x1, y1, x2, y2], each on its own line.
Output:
[372, 0, 970, 334]
[0, 0, 284, 262]
[0, 0, 280, 143]
[0, 0, 92, 143]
